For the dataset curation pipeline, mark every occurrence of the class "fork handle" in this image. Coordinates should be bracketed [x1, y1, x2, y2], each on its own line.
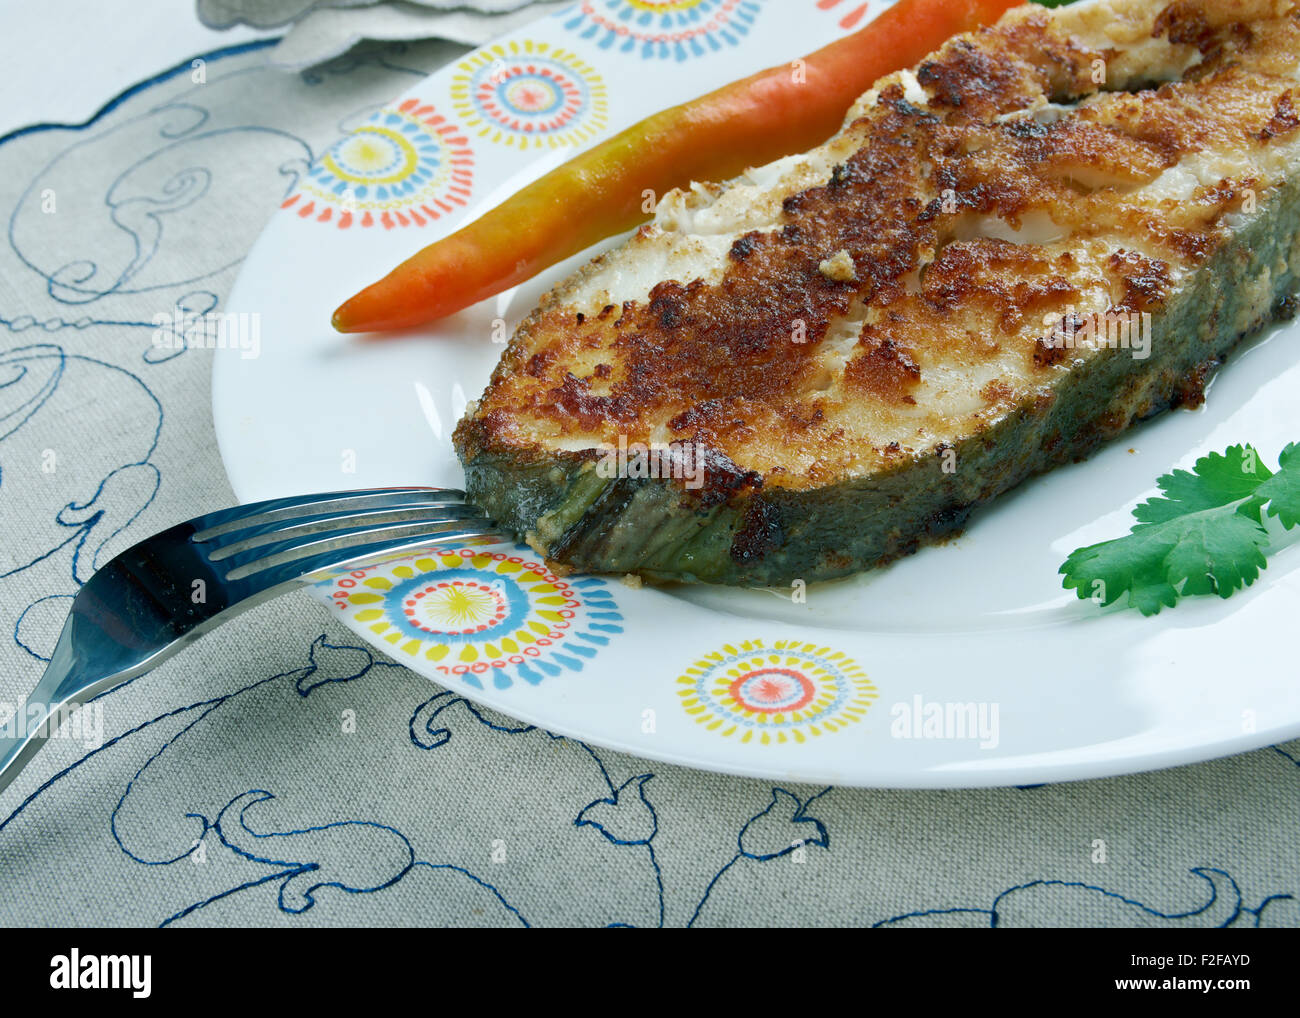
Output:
[0, 617, 134, 800]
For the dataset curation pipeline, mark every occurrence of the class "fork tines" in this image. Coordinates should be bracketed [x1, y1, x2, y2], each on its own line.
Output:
[189, 487, 502, 588]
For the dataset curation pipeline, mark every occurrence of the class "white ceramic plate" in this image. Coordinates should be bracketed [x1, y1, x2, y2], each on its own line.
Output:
[214, 0, 1300, 787]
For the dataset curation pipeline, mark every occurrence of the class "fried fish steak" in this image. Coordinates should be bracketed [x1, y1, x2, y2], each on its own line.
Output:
[453, 0, 1300, 585]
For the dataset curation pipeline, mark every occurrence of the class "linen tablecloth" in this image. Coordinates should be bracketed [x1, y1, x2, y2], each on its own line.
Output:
[0, 9, 1297, 928]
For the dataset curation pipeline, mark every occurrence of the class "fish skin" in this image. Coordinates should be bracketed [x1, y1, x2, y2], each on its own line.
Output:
[454, 0, 1300, 585]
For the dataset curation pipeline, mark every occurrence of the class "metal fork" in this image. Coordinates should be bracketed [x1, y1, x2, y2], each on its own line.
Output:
[0, 487, 501, 798]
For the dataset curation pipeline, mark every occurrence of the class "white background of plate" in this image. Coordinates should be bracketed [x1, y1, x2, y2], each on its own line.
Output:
[214, 0, 1300, 787]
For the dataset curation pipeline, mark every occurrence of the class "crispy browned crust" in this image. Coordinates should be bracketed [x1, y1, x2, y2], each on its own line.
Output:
[458, 0, 1300, 500]
[454, 0, 1300, 584]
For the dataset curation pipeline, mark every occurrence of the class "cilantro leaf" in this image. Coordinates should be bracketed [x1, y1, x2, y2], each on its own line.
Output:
[1061, 526, 1183, 616]
[1060, 442, 1300, 616]
[1131, 445, 1270, 525]
[1061, 509, 1269, 615]
[1257, 442, 1300, 529]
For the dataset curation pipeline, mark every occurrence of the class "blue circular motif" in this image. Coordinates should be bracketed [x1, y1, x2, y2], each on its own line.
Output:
[308, 115, 445, 202]
[326, 550, 624, 691]
[557, 0, 763, 62]
[384, 568, 531, 645]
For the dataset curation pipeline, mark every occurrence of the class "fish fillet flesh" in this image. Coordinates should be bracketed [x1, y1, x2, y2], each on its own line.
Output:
[454, 0, 1300, 585]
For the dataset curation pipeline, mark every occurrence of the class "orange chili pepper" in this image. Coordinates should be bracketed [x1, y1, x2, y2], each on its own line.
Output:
[332, 0, 1024, 334]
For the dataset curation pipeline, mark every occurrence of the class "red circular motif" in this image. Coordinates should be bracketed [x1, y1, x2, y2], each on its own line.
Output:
[728, 667, 816, 714]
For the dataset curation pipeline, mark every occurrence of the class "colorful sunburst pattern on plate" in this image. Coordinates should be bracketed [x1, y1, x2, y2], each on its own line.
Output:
[451, 40, 608, 148]
[677, 639, 878, 744]
[557, 0, 762, 61]
[322, 549, 623, 689]
[282, 98, 474, 228]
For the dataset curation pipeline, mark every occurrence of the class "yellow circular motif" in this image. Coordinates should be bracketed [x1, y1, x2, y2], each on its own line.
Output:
[677, 639, 878, 745]
[321, 126, 419, 187]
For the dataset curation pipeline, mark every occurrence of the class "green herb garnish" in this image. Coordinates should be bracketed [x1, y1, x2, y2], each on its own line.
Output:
[1060, 443, 1300, 615]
